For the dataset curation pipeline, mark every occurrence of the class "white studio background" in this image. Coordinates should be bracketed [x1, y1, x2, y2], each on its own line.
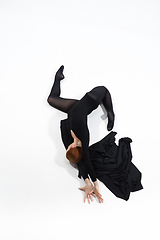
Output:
[0, 0, 160, 239]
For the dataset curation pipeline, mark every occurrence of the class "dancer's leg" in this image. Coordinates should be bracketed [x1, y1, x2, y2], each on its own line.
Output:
[47, 66, 78, 113]
[87, 86, 115, 131]
[102, 88, 115, 131]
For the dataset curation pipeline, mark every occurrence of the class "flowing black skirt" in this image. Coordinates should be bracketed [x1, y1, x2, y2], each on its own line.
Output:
[89, 131, 143, 200]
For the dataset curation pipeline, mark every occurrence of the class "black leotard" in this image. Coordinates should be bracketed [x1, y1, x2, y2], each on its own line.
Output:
[68, 93, 99, 182]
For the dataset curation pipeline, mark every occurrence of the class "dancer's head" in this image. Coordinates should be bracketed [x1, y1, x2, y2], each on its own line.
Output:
[66, 146, 83, 163]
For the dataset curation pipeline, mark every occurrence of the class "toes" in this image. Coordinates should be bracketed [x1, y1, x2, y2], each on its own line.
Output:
[56, 65, 65, 80]
[59, 65, 64, 73]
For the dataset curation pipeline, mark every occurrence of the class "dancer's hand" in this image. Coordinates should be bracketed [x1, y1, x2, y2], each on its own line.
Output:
[79, 179, 94, 204]
[89, 181, 104, 203]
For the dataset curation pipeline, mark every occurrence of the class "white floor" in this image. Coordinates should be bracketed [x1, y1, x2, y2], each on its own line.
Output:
[0, 0, 160, 239]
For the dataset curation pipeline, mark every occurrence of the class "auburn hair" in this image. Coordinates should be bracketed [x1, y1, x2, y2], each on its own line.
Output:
[66, 147, 83, 163]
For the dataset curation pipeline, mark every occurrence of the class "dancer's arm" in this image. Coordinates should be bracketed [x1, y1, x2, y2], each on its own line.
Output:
[77, 160, 89, 180]
[78, 143, 104, 203]
[81, 142, 97, 182]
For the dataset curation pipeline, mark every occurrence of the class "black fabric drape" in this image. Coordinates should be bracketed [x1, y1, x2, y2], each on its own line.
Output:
[89, 132, 143, 200]
[60, 119, 143, 200]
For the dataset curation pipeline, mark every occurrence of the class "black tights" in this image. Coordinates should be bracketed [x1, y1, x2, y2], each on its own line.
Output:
[47, 66, 115, 131]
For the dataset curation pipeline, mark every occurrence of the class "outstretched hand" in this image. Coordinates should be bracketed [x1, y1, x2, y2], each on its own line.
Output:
[89, 181, 104, 203]
[79, 184, 94, 204]
[79, 179, 103, 204]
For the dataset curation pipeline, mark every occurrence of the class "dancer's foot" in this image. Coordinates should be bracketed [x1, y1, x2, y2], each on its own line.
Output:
[107, 111, 115, 131]
[55, 65, 64, 80]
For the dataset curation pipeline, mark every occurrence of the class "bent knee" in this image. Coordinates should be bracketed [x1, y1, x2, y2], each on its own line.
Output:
[99, 86, 107, 91]
[100, 86, 110, 94]
[47, 97, 52, 105]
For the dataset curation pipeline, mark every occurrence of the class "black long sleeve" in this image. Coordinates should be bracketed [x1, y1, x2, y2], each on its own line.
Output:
[60, 119, 90, 180]
[77, 160, 89, 180]
[68, 94, 98, 182]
